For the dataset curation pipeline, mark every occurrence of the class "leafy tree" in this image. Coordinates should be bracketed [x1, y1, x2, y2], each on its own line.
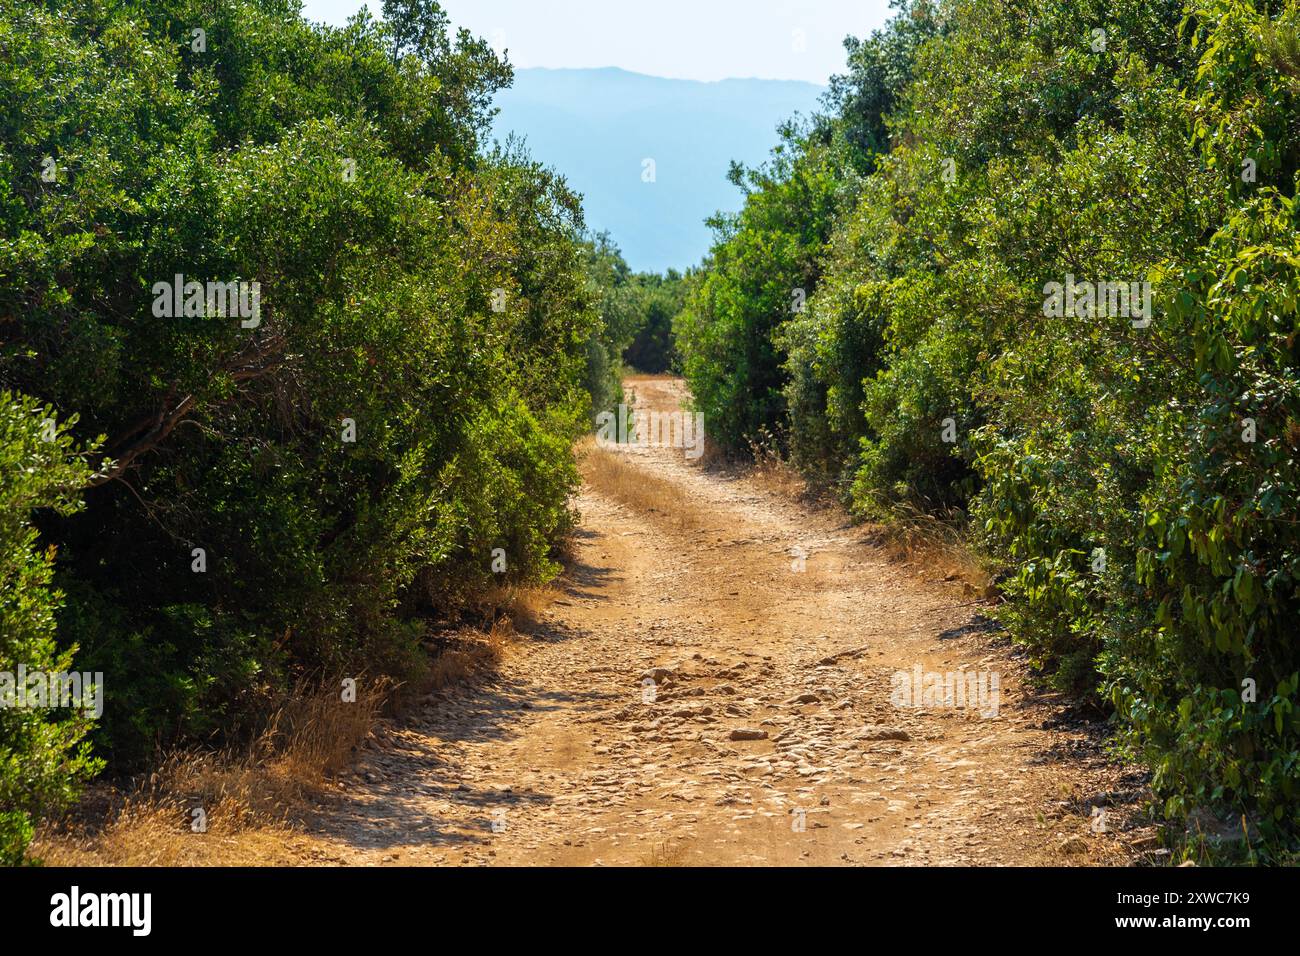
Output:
[675, 127, 838, 449]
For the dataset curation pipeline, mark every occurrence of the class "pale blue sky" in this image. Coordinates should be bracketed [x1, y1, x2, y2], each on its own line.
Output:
[298, 0, 895, 84]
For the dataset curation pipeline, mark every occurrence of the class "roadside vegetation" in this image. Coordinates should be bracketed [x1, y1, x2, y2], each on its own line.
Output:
[0, 0, 634, 864]
[673, 0, 1300, 856]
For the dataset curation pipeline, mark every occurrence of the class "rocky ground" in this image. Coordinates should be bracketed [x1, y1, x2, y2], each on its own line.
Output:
[260, 375, 1147, 866]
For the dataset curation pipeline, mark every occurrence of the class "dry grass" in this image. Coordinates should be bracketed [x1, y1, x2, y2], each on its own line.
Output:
[32, 675, 392, 866]
[578, 438, 712, 533]
[862, 500, 993, 593]
[745, 446, 810, 498]
[427, 618, 519, 691]
[32, 613, 531, 866]
[477, 581, 556, 635]
[687, 432, 732, 471]
[640, 838, 690, 866]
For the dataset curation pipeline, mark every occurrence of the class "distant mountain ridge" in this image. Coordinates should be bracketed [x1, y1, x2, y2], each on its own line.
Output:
[491, 67, 826, 272]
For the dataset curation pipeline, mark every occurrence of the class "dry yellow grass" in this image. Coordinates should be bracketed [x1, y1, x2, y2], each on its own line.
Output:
[863, 501, 993, 593]
[477, 581, 557, 635]
[32, 613, 534, 866]
[32, 675, 391, 866]
[745, 447, 810, 498]
[578, 438, 712, 533]
[426, 618, 521, 691]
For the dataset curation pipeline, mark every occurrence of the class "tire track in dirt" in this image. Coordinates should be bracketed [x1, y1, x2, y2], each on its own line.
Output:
[288, 375, 1132, 866]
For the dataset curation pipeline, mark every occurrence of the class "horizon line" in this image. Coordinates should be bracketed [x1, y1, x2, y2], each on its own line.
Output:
[506, 64, 829, 88]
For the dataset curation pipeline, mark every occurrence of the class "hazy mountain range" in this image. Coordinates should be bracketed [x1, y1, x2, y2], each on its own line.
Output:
[491, 67, 826, 273]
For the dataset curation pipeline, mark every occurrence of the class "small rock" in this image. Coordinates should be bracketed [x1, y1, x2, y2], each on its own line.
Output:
[728, 728, 769, 741]
[856, 725, 911, 741]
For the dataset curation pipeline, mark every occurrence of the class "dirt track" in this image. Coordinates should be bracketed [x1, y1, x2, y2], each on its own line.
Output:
[246, 374, 1134, 866]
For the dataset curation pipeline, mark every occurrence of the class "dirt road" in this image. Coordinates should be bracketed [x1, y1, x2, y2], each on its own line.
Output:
[270, 375, 1133, 866]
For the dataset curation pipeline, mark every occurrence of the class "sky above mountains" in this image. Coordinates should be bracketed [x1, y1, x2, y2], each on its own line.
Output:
[494, 67, 825, 271]
[298, 1, 891, 270]
[300, 0, 892, 83]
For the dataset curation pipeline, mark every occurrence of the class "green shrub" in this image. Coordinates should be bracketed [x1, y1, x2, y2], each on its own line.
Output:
[674, 134, 838, 450]
[1115, 192, 1300, 830]
[0, 394, 102, 865]
[0, 0, 608, 773]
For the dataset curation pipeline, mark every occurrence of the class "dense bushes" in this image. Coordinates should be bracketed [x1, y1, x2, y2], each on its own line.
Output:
[674, 135, 839, 448]
[624, 270, 690, 374]
[581, 232, 641, 414]
[675, 0, 1300, 837]
[0, 0, 619, 858]
[1119, 189, 1300, 824]
[0, 395, 102, 865]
